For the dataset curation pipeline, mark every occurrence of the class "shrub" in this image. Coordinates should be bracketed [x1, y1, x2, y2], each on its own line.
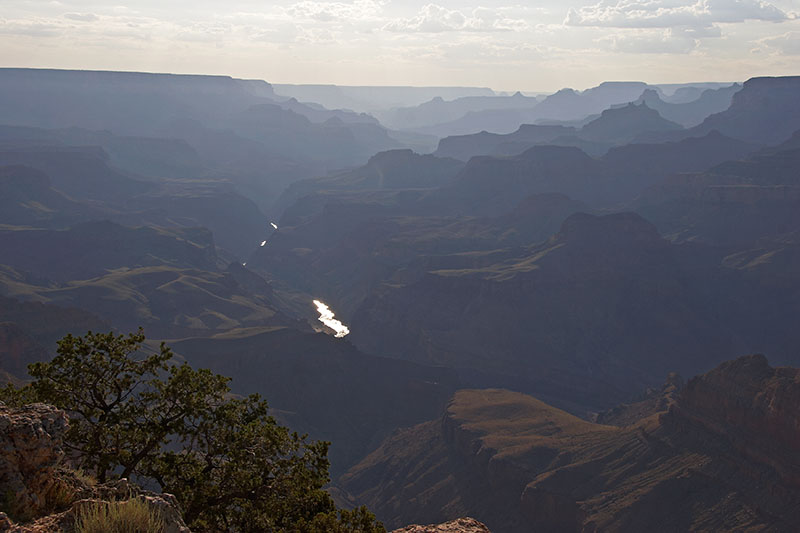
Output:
[0, 330, 385, 532]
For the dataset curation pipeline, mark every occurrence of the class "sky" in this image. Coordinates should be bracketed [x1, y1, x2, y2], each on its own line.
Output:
[1, 0, 799, 92]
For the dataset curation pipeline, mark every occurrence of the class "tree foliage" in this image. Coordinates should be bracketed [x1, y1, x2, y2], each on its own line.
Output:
[0, 329, 384, 533]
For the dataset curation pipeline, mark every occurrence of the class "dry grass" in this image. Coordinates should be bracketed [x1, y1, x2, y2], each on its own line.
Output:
[74, 498, 165, 533]
[45, 481, 77, 514]
[72, 468, 98, 488]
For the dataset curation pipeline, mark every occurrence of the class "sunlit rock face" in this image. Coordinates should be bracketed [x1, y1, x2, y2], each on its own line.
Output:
[392, 518, 491, 533]
[313, 299, 350, 338]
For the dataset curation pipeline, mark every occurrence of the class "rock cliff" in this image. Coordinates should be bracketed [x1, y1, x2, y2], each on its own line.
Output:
[350, 212, 750, 412]
[0, 402, 190, 533]
[667, 354, 800, 486]
[695, 76, 800, 145]
[342, 356, 800, 532]
[636, 136, 800, 246]
[392, 518, 491, 533]
[595, 372, 683, 426]
[0, 403, 68, 519]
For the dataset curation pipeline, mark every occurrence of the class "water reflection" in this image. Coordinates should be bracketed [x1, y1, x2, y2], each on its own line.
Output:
[313, 299, 350, 338]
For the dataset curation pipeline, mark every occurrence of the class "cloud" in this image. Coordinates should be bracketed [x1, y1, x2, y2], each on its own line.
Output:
[384, 4, 528, 33]
[64, 13, 99, 22]
[598, 27, 705, 53]
[0, 18, 63, 37]
[286, 0, 385, 23]
[756, 30, 800, 54]
[0, 13, 172, 44]
[566, 0, 788, 29]
[423, 37, 550, 65]
[175, 22, 233, 43]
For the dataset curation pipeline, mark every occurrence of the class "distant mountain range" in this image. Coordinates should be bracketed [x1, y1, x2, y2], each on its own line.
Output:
[273, 84, 497, 113]
[376, 81, 741, 137]
[436, 101, 689, 159]
[633, 84, 741, 127]
[376, 92, 541, 131]
[0, 68, 437, 215]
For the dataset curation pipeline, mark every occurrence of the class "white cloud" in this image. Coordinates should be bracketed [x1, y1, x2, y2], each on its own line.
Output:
[384, 4, 528, 33]
[566, 0, 788, 28]
[598, 27, 703, 53]
[285, 0, 385, 22]
[0, 0, 796, 91]
[174, 22, 233, 43]
[0, 18, 64, 37]
[0, 13, 176, 44]
[64, 13, 99, 22]
[756, 30, 800, 54]
[421, 37, 551, 64]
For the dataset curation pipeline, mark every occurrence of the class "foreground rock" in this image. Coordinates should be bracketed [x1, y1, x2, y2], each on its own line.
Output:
[392, 517, 491, 533]
[0, 403, 68, 519]
[343, 355, 800, 532]
[0, 491, 190, 533]
[0, 402, 190, 533]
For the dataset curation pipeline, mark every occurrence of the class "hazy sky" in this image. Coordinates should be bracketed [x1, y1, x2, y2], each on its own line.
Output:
[1, 1, 798, 91]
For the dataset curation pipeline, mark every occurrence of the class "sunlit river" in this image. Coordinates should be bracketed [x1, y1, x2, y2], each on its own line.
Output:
[313, 299, 350, 338]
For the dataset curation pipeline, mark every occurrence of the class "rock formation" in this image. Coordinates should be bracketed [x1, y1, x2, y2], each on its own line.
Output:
[342, 356, 800, 532]
[595, 372, 684, 426]
[0, 402, 190, 533]
[578, 102, 682, 144]
[634, 84, 740, 127]
[694, 76, 800, 145]
[392, 517, 491, 533]
[0, 403, 68, 519]
[636, 136, 800, 246]
[349, 212, 749, 412]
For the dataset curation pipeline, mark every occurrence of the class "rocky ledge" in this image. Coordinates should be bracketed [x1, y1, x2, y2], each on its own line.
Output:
[0, 402, 69, 518]
[0, 402, 190, 533]
[392, 517, 491, 533]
